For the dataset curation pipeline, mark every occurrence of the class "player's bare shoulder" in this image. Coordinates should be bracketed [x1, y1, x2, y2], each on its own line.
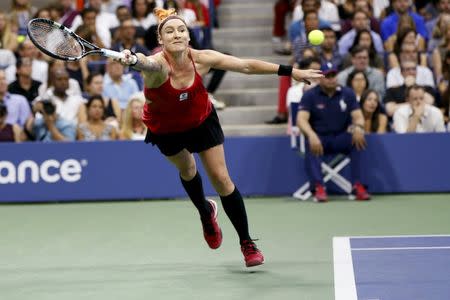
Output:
[190, 49, 223, 74]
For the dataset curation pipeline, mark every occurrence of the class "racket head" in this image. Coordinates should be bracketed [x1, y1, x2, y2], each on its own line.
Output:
[27, 18, 91, 61]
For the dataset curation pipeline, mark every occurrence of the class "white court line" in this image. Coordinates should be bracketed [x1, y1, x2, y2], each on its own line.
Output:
[352, 246, 450, 251]
[346, 234, 450, 239]
[333, 237, 357, 300]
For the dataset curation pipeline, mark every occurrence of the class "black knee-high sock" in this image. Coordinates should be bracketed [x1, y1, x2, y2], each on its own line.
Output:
[180, 171, 212, 218]
[220, 187, 251, 243]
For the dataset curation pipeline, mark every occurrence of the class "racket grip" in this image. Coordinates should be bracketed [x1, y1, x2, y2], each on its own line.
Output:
[102, 49, 138, 65]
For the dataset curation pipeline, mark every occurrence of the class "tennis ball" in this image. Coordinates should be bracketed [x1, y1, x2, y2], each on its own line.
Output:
[308, 30, 324, 46]
[17, 35, 26, 43]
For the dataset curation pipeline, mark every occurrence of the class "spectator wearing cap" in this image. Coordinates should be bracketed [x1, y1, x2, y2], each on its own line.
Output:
[337, 46, 385, 97]
[8, 57, 41, 107]
[296, 63, 370, 202]
[0, 69, 31, 128]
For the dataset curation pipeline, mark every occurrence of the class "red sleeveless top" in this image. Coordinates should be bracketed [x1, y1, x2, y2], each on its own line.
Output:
[142, 50, 212, 134]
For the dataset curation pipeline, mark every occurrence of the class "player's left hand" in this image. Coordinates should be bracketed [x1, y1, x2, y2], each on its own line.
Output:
[292, 68, 324, 85]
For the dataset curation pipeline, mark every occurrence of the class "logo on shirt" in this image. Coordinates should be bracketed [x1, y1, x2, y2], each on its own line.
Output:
[316, 104, 325, 109]
[179, 92, 189, 101]
[339, 99, 347, 112]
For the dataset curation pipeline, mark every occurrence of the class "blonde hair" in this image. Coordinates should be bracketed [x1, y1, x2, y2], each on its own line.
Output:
[120, 95, 146, 140]
[0, 11, 16, 51]
[154, 8, 186, 34]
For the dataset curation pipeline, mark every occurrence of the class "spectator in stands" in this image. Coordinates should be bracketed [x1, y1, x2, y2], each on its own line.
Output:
[341, 29, 384, 71]
[8, 58, 41, 107]
[119, 94, 146, 140]
[380, 0, 428, 42]
[272, 0, 296, 55]
[317, 26, 342, 72]
[186, 0, 214, 49]
[26, 100, 76, 142]
[111, 5, 146, 45]
[83, 72, 121, 128]
[103, 58, 140, 110]
[393, 85, 446, 133]
[386, 44, 435, 89]
[340, 0, 381, 34]
[9, 0, 37, 36]
[5, 39, 48, 85]
[425, 0, 450, 39]
[290, 10, 324, 67]
[0, 11, 18, 52]
[33, 6, 50, 19]
[71, 0, 119, 48]
[337, 46, 385, 97]
[77, 95, 118, 141]
[58, 0, 79, 28]
[360, 89, 387, 133]
[0, 69, 31, 127]
[0, 102, 23, 142]
[432, 24, 450, 95]
[293, 0, 341, 32]
[111, 18, 150, 90]
[384, 59, 438, 117]
[131, 0, 158, 30]
[385, 18, 427, 69]
[338, 10, 384, 58]
[37, 68, 86, 125]
[427, 12, 450, 54]
[441, 84, 450, 125]
[38, 60, 82, 98]
[346, 69, 369, 101]
[297, 63, 370, 202]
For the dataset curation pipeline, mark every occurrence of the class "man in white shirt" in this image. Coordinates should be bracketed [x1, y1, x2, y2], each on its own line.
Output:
[293, 0, 341, 32]
[386, 43, 435, 88]
[393, 85, 446, 133]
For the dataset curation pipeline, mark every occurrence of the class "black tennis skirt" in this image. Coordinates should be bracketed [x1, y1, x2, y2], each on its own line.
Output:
[144, 108, 225, 156]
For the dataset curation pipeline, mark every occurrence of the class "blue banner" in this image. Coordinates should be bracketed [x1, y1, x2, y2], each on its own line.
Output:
[0, 133, 449, 202]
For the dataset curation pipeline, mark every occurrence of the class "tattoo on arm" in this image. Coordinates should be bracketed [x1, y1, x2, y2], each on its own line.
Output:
[132, 54, 162, 73]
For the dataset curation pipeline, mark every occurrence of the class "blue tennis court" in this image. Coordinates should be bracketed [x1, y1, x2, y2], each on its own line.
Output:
[333, 235, 450, 300]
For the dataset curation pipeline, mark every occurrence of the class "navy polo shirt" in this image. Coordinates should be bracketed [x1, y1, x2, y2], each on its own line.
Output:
[298, 85, 359, 136]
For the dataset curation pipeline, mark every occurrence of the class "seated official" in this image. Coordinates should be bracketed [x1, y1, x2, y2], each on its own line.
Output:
[297, 63, 370, 202]
[393, 85, 446, 133]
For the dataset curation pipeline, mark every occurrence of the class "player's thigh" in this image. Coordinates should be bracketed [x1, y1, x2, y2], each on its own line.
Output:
[165, 149, 197, 176]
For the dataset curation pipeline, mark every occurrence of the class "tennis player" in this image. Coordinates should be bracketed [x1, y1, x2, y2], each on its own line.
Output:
[118, 8, 323, 267]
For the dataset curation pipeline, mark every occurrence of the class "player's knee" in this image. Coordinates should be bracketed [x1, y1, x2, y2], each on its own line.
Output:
[210, 172, 233, 193]
[179, 163, 197, 180]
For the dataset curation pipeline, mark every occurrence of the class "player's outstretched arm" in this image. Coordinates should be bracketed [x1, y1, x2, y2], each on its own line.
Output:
[120, 50, 162, 73]
[198, 49, 323, 83]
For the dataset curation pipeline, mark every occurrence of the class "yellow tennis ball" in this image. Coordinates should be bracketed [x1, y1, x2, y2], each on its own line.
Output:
[17, 35, 26, 43]
[308, 30, 324, 46]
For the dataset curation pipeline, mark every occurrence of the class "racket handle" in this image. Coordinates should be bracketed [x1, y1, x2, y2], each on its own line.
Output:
[102, 49, 138, 65]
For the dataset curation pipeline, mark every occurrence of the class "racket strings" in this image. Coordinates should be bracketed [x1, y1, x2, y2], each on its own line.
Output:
[28, 21, 83, 58]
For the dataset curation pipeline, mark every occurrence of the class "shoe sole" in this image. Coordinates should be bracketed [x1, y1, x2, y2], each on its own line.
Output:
[246, 259, 265, 267]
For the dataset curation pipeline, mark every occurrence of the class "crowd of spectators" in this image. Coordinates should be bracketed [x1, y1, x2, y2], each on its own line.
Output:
[0, 0, 222, 142]
[269, 0, 450, 134]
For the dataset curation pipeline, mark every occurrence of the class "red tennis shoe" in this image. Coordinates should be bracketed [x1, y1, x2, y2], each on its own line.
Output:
[201, 199, 223, 249]
[313, 183, 328, 202]
[353, 182, 371, 201]
[241, 240, 264, 267]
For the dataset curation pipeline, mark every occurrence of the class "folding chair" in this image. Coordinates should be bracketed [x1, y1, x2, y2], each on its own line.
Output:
[289, 101, 352, 201]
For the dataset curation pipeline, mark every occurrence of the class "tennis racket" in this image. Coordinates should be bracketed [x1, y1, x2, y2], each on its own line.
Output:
[27, 18, 136, 63]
